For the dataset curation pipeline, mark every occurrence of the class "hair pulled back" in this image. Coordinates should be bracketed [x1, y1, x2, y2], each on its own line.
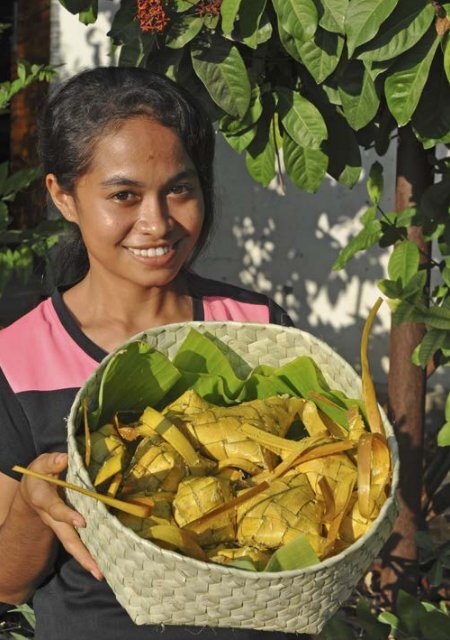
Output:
[39, 66, 216, 284]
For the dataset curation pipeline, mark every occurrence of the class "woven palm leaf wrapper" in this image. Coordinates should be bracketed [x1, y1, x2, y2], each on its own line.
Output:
[66, 322, 399, 635]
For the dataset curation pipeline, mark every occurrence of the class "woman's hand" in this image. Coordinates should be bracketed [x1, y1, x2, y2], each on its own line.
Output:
[19, 452, 103, 581]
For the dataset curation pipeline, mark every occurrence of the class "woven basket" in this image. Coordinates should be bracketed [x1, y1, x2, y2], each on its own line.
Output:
[66, 322, 399, 635]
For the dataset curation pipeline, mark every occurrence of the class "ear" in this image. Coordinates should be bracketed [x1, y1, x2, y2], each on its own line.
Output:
[45, 174, 79, 224]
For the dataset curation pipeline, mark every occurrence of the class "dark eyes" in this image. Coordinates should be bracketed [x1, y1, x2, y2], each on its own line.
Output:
[111, 184, 193, 203]
[112, 190, 135, 202]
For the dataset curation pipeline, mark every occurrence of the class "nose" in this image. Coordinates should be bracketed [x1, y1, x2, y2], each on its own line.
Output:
[135, 196, 173, 238]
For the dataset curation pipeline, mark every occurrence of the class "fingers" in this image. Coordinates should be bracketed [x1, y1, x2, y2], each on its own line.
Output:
[19, 452, 103, 580]
[50, 519, 103, 580]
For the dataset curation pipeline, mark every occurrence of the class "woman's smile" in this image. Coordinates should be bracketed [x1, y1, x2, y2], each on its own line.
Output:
[57, 116, 205, 292]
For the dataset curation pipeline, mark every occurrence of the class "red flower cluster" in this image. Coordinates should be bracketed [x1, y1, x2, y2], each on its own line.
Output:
[195, 0, 222, 17]
[137, 0, 170, 33]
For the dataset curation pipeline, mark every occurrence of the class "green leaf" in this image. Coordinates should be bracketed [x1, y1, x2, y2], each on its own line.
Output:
[245, 129, 276, 187]
[325, 112, 362, 187]
[319, 613, 354, 640]
[272, 0, 318, 44]
[220, 0, 241, 34]
[277, 87, 328, 149]
[416, 329, 448, 367]
[107, 0, 136, 45]
[388, 241, 420, 285]
[319, 0, 348, 35]
[3, 167, 41, 200]
[238, 0, 266, 49]
[409, 304, 450, 330]
[173, 0, 200, 12]
[333, 213, 381, 270]
[277, 18, 302, 61]
[385, 27, 440, 126]
[297, 29, 344, 83]
[438, 422, 450, 446]
[412, 52, 450, 149]
[338, 61, 380, 131]
[191, 41, 251, 118]
[220, 85, 263, 153]
[356, 598, 390, 640]
[283, 134, 328, 193]
[90, 341, 181, 428]
[446, 391, 450, 422]
[357, 0, 434, 63]
[78, 3, 98, 25]
[419, 609, 450, 640]
[345, 0, 397, 57]
[378, 278, 403, 299]
[0, 201, 9, 231]
[60, 0, 95, 15]
[165, 16, 203, 49]
[444, 35, 450, 84]
[420, 176, 450, 222]
[264, 533, 319, 571]
[396, 590, 424, 636]
[378, 611, 400, 632]
[367, 161, 384, 205]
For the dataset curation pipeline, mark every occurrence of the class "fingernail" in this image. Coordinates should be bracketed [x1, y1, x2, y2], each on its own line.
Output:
[91, 569, 103, 581]
[56, 453, 67, 464]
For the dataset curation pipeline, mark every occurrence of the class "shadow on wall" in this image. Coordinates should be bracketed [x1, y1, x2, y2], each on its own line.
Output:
[196, 135, 395, 383]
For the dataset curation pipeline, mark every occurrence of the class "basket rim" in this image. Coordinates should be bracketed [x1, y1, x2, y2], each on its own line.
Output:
[67, 320, 399, 579]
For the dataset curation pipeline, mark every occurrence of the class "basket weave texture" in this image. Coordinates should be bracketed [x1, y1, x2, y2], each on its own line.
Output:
[66, 322, 399, 635]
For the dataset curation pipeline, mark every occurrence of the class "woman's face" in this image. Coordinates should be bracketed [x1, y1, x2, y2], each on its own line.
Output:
[52, 116, 205, 290]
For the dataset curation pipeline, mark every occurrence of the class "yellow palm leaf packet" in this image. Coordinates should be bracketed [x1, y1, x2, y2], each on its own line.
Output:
[76, 299, 391, 572]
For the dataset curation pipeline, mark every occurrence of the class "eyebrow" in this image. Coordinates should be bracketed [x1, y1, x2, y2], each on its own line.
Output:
[100, 169, 198, 188]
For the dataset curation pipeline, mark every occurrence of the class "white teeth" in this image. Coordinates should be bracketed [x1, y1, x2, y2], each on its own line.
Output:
[128, 246, 171, 257]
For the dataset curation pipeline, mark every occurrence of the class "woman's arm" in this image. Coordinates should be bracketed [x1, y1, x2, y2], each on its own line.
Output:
[0, 453, 102, 605]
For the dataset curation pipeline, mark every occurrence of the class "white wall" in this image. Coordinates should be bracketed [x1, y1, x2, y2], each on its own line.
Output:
[50, 0, 446, 393]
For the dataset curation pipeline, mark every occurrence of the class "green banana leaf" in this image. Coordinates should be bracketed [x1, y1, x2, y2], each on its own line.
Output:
[264, 533, 320, 572]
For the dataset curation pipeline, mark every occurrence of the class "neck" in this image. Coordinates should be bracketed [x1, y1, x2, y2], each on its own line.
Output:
[62, 270, 192, 352]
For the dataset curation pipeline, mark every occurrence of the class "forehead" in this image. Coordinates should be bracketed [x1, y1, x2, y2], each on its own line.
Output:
[89, 116, 194, 172]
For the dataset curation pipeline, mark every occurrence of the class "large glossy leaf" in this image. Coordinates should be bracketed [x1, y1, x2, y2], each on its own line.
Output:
[220, 85, 263, 153]
[165, 16, 203, 49]
[297, 28, 344, 83]
[319, 0, 348, 35]
[357, 0, 434, 62]
[238, 0, 266, 49]
[245, 107, 276, 187]
[345, 0, 397, 57]
[283, 133, 328, 193]
[277, 88, 328, 149]
[90, 341, 181, 428]
[338, 61, 380, 131]
[220, 0, 241, 33]
[385, 27, 440, 126]
[325, 112, 362, 188]
[191, 41, 251, 118]
[388, 241, 420, 285]
[277, 19, 302, 61]
[412, 52, 450, 148]
[272, 0, 318, 43]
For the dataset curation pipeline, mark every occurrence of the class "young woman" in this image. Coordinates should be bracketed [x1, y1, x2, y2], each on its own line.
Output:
[0, 67, 296, 640]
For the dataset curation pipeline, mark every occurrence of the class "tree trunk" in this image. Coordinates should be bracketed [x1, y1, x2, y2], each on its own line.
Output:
[10, 0, 51, 229]
[379, 125, 434, 603]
